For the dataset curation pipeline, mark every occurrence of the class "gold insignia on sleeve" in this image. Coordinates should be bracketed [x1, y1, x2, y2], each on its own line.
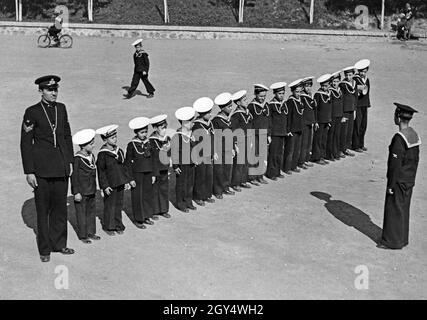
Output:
[22, 122, 34, 133]
[392, 153, 398, 158]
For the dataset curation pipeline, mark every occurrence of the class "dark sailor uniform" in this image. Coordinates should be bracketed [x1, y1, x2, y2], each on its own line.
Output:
[71, 152, 97, 240]
[312, 90, 332, 162]
[128, 49, 155, 97]
[97, 146, 129, 232]
[192, 118, 214, 202]
[299, 93, 316, 165]
[284, 96, 304, 171]
[149, 133, 171, 215]
[247, 100, 270, 181]
[266, 98, 289, 178]
[172, 130, 196, 211]
[382, 127, 420, 249]
[20, 100, 73, 256]
[327, 86, 344, 159]
[211, 113, 234, 196]
[230, 107, 253, 187]
[124, 138, 158, 223]
[353, 75, 370, 150]
[339, 79, 359, 152]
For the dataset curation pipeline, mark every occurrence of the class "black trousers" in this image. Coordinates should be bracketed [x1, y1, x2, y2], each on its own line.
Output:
[249, 133, 268, 181]
[266, 136, 284, 178]
[352, 107, 368, 150]
[74, 194, 96, 239]
[382, 183, 413, 249]
[131, 172, 154, 223]
[312, 123, 329, 161]
[175, 165, 195, 210]
[153, 170, 169, 214]
[213, 156, 232, 196]
[231, 151, 247, 187]
[34, 177, 68, 256]
[103, 185, 125, 231]
[345, 111, 355, 151]
[128, 71, 155, 95]
[284, 132, 302, 171]
[193, 163, 213, 201]
[299, 124, 313, 165]
[327, 117, 342, 159]
[48, 25, 61, 39]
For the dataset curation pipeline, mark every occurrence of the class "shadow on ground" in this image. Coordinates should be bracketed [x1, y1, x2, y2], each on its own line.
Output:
[311, 191, 382, 244]
[121, 86, 148, 99]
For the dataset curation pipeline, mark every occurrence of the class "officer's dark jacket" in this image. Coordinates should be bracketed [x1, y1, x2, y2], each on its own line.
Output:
[149, 133, 171, 173]
[287, 96, 304, 133]
[301, 93, 316, 125]
[339, 79, 358, 112]
[211, 113, 234, 156]
[124, 139, 158, 178]
[20, 101, 73, 177]
[330, 87, 344, 118]
[268, 98, 289, 136]
[354, 75, 371, 108]
[96, 146, 130, 190]
[314, 90, 332, 124]
[192, 118, 214, 163]
[171, 129, 196, 169]
[247, 100, 270, 136]
[71, 153, 97, 196]
[134, 50, 150, 73]
[386, 127, 420, 190]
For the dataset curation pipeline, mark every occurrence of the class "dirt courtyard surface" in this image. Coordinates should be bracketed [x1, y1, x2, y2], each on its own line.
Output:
[0, 34, 426, 300]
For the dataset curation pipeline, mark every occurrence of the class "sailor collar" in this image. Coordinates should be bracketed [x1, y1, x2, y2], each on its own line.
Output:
[99, 146, 124, 161]
[315, 90, 331, 103]
[269, 98, 287, 114]
[149, 134, 171, 150]
[75, 152, 96, 169]
[212, 113, 230, 125]
[250, 100, 269, 116]
[329, 87, 342, 98]
[193, 118, 213, 134]
[397, 127, 422, 149]
[174, 129, 195, 142]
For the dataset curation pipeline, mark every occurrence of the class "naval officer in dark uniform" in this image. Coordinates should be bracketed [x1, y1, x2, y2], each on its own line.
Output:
[20, 75, 75, 262]
[378, 103, 421, 250]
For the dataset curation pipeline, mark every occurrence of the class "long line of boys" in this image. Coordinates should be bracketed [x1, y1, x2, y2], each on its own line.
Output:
[70, 58, 371, 244]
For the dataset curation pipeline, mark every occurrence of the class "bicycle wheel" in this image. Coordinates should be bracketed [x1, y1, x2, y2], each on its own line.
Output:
[37, 34, 51, 48]
[59, 35, 73, 49]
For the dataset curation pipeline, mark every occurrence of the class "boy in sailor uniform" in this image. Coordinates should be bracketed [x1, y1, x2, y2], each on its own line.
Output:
[327, 71, 344, 161]
[247, 84, 270, 185]
[299, 77, 316, 168]
[283, 79, 305, 173]
[172, 107, 197, 213]
[211, 93, 236, 199]
[71, 129, 100, 244]
[149, 115, 172, 219]
[96, 125, 131, 236]
[311, 74, 332, 165]
[379, 103, 421, 250]
[353, 59, 371, 152]
[266, 82, 289, 180]
[125, 117, 158, 228]
[230, 90, 253, 192]
[192, 97, 216, 206]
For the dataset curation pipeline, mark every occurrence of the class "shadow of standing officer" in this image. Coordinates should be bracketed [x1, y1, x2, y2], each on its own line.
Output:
[311, 191, 382, 244]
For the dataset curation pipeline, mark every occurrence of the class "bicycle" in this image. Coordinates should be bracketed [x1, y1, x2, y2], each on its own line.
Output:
[37, 31, 73, 49]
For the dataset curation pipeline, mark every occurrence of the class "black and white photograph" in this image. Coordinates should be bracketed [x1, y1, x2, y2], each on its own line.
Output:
[0, 0, 426, 305]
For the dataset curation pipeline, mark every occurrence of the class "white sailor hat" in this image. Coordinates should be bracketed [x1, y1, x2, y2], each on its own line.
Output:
[253, 83, 269, 93]
[72, 129, 96, 146]
[175, 107, 196, 121]
[150, 114, 168, 126]
[301, 76, 314, 85]
[355, 59, 370, 71]
[342, 66, 356, 74]
[214, 92, 233, 108]
[270, 82, 287, 92]
[331, 70, 342, 79]
[231, 90, 247, 101]
[288, 79, 303, 90]
[96, 124, 119, 138]
[129, 117, 150, 130]
[317, 74, 332, 84]
[132, 38, 143, 46]
[193, 97, 214, 113]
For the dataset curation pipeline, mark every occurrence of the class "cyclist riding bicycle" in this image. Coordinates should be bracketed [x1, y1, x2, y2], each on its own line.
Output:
[48, 10, 63, 46]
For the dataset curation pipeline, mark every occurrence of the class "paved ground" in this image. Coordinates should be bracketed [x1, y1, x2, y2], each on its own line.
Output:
[0, 34, 426, 300]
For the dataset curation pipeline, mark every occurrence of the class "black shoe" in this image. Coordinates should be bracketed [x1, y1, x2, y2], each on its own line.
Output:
[284, 171, 292, 175]
[144, 219, 154, 225]
[135, 222, 147, 229]
[321, 158, 330, 164]
[232, 186, 242, 192]
[205, 198, 215, 203]
[57, 248, 75, 255]
[161, 213, 171, 218]
[179, 208, 189, 213]
[258, 178, 268, 184]
[223, 190, 235, 195]
[338, 152, 346, 158]
[345, 150, 355, 157]
[80, 238, 92, 244]
[240, 183, 251, 189]
[105, 230, 116, 236]
[362, 147, 367, 151]
[278, 174, 285, 178]
[116, 230, 125, 235]
[249, 180, 260, 186]
[214, 194, 223, 199]
[88, 234, 101, 240]
[188, 205, 197, 210]
[354, 148, 363, 153]
[315, 160, 326, 165]
[376, 243, 393, 250]
[151, 215, 160, 220]
[40, 255, 50, 262]
[292, 168, 301, 173]
[266, 176, 277, 181]
[298, 164, 308, 170]
[147, 93, 154, 98]
[194, 200, 205, 206]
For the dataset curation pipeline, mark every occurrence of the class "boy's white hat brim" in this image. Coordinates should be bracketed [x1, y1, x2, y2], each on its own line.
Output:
[355, 59, 370, 70]
[175, 107, 196, 121]
[214, 92, 232, 106]
[193, 97, 214, 113]
[231, 90, 247, 101]
[270, 82, 287, 90]
[132, 39, 143, 46]
[317, 74, 332, 83]
[95, 124, 118, 136]
[129, 117, 151, 130]
[72, 129, 96, 145]
[150, 114, 168, 125]
[288, 79, 303, 89]
[253, 83, 269, 91]
[342, 66, 356, 72]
